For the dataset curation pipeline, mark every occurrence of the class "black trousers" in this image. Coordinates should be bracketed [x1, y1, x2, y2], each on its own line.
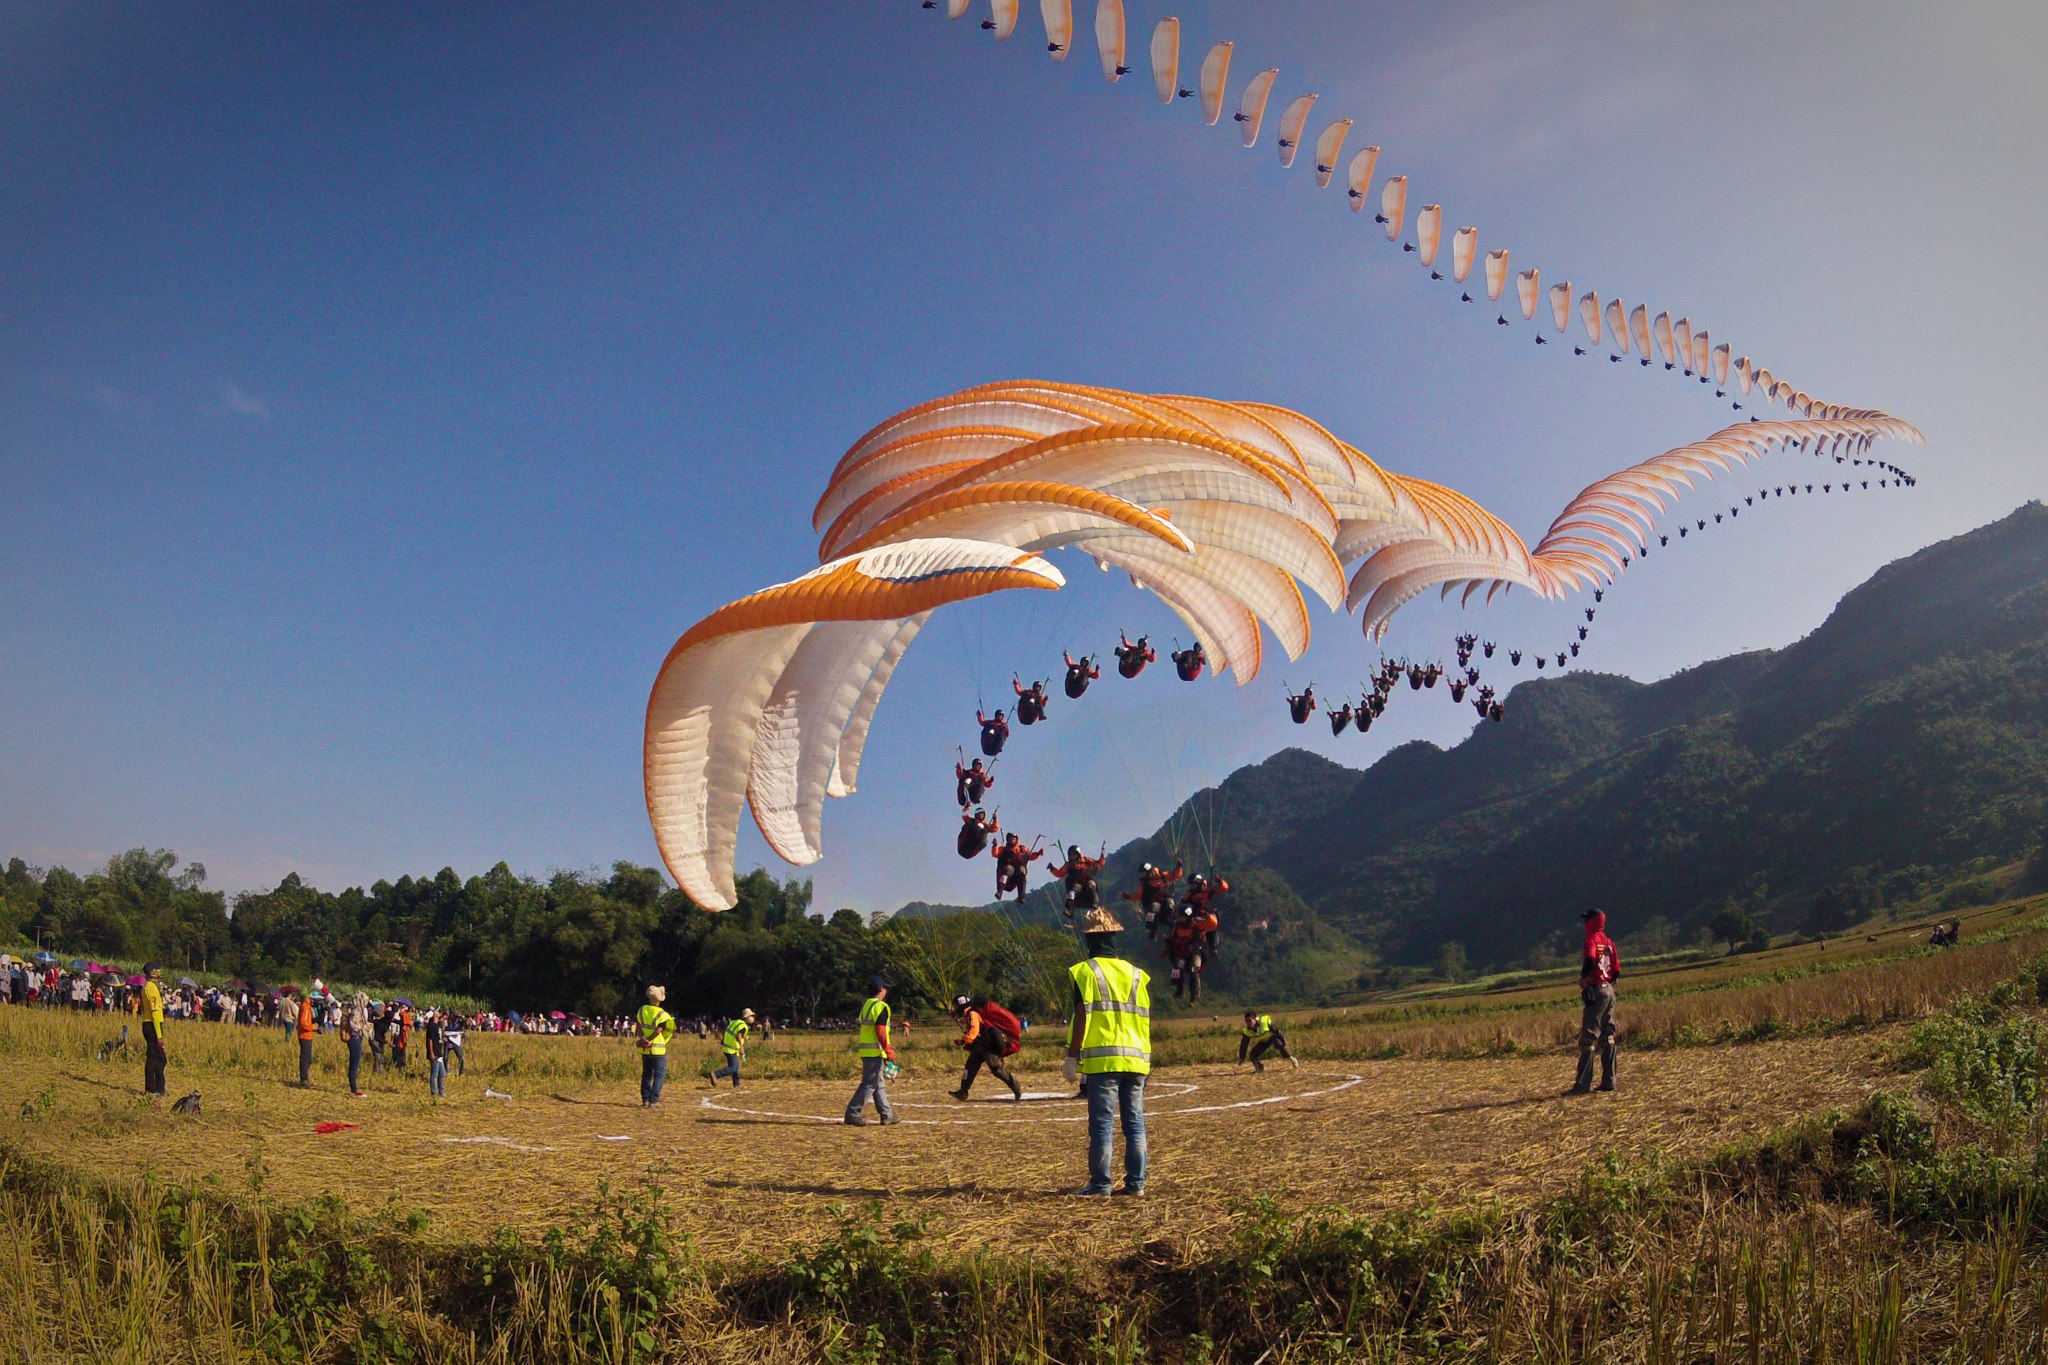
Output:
[960, 1039, 1019, 1095]
[142, 1022, 167, 1095]
[1142, 897, 1171, 938]
[1238, 1031, 1292, 1065]
[299, 1038, 314, 1085]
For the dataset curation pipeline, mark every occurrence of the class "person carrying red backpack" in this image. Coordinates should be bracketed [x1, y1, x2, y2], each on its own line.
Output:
[950, 994, 1024, 1102]
[1569, 909, 1621, 1095]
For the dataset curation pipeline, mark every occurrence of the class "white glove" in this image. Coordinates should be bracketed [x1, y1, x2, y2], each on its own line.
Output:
[1061, 1056, 1078, 1085]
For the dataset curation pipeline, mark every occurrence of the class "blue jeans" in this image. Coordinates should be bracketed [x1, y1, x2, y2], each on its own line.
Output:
[640, 1053, 667, 1105]
[844, 1055, 893, 1121]
[346, 1036, 363, 1093]
[1084, 1071, 1146, 1193]
[430, 1056, 447, 1097]
[712, 1052, 742, 1086]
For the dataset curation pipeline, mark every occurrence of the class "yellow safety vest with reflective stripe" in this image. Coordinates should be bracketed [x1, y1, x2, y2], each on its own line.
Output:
[1242, 1014, 1274, 1040]
[1070, 956, 1151, 1076]
[722, 1018, 749, 1056]
[636, 1004, 675, 1055]
[857, 997, 890, 1057]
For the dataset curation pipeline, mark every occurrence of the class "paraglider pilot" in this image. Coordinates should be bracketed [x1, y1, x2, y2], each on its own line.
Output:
[992, 832, 1042, 899]
[1013, 676, 1049, 725]
[958, 809, 998, 860]
[955, 756, 994, 807]
[976, 707, 1009, 757]
[1171, 641, 1207, 682]
[1063, 651, 1101, 699]
[1114, 632, 1156, 679]
[1287, 685, 1317, 724]
[1122, 859, 1184, 939]
[1048, 845, 1106, 923]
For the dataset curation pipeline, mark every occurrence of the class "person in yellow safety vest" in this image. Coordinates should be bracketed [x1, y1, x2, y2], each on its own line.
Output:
[139, 962, 168, 1097]
[1063, 907, 1150, 1196]
[710, 1008, 755, 1088]
[1237, 1011, 1300, 1072]
[843, 975, 899, 1126]
[635, 985, 676, 1107]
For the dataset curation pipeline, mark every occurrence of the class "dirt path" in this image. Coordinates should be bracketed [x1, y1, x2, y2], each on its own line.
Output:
[1, 1028, 1905, 1259]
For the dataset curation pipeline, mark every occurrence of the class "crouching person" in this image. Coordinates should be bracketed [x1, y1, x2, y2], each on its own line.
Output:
[1238, 1011, 1299, 1072]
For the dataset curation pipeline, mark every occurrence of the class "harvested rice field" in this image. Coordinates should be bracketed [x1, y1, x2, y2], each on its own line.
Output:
[8, 905, 2048, 1362]
[0, 1006, 1904, 1260]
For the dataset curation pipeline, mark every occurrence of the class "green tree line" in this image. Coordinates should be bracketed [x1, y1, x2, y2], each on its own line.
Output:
[1, 851, 1075, 1020]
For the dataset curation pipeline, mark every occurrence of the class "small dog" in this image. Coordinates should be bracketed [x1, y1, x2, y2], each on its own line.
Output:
[97, 1024, 130, 1062]
[170, 1091, 201, 1115]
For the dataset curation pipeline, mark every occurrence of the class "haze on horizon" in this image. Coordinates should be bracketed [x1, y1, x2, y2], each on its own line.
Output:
[3, 1, 2044, 912]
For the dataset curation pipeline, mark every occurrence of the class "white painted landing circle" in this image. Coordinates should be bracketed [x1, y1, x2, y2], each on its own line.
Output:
[698, 1072, 1366, 1126]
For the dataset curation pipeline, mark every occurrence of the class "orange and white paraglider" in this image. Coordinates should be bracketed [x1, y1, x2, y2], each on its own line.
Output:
[646, 381, 1922, 908]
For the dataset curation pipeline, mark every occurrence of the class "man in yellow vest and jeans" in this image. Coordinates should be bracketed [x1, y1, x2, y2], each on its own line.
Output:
[636, 985, 676, 1107]
[1064, 908, 1150, 1196]
[844, 975, 899, 1126]
[710, 1007, 754, 1087]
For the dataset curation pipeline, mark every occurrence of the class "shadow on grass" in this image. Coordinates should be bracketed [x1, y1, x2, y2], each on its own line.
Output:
[704, 1177, 989, 1199]
[1416, 1092, 1559, 1117]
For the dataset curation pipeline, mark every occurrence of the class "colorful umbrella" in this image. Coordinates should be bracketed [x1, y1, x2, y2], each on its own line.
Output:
[67, 959, 88, 970]
[33, 951, 56, 964]
[547, 1010, 568, 1020]
[124, 974, 145, 987]
[393, 997, 414, 1008]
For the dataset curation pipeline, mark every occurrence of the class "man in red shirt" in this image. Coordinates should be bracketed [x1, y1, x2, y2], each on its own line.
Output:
[1570, 909, 1620, 1095]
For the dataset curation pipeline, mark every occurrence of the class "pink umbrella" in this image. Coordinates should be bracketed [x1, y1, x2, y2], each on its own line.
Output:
[547, 1010, 568, 1020]
[123, 974, 144, 987]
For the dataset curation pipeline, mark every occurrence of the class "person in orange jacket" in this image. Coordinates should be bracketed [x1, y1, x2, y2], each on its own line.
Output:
[1047, 846, 1105, 925]
[295, 991, 318, 1087]
[1164, 904, 1219, 1002]
[1180, 873, 1230, 959]
[1122, 860, 1183, 940]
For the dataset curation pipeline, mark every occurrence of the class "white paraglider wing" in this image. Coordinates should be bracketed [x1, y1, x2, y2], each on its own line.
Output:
[646, 539, 1064, 910]
[1235, 67, 1279, 147]
[1094, 0, 1125, 81]
[1149, 16, 1179, 103]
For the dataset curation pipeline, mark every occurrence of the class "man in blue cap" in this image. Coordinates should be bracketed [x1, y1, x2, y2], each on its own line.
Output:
[844, 974, 900, 1126]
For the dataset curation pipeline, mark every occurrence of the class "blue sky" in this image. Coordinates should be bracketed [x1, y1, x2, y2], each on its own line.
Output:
[4, 1, 2043, 911]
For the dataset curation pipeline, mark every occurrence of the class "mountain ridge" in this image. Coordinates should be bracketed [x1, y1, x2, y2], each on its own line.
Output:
[898, 503, 2048, 989]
